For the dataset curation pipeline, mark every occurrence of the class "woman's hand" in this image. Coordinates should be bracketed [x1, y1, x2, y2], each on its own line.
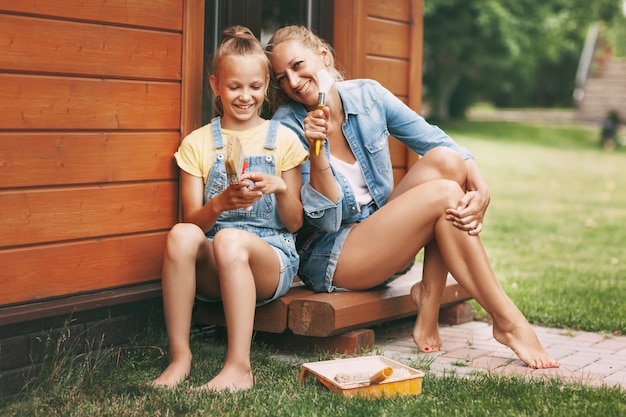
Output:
[445, 189, 490, 235]
[303, 108, 329, 154]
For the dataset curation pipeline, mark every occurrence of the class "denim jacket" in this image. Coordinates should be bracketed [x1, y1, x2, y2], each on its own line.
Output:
[272, 79, 473, 233]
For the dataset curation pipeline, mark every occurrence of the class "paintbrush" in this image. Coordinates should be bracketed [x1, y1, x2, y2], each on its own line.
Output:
[225, 136, 246, 185]
[315, 69, 334, 156]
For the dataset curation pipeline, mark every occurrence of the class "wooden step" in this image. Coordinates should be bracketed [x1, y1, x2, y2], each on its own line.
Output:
[287, 265, 471, 337]
[195, 263, 472, 338]
[195, 283, 315, 334]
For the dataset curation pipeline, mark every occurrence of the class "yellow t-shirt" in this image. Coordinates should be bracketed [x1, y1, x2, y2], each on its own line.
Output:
[175, 120, 308, 183]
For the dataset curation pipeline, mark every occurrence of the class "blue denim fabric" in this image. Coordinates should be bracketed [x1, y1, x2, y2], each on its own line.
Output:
[273, 79, 473, 292]
[201, 117, 299, 305]
[273, 79, 474, 232]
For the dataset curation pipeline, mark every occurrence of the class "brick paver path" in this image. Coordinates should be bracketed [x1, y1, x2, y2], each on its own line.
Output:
[376, 319, 626, 390]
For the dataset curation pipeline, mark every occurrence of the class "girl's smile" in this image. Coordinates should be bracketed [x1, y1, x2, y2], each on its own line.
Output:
[210, 55, 269, 130]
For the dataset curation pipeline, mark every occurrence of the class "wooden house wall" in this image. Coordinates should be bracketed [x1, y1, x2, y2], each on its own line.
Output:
[334, 0, 423, 184]
[0, 0, 423, 313]
[0, 0, 204, 308]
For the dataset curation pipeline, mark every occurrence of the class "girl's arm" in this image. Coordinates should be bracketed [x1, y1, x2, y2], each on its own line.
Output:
[275, 166, 304, 233]
[180, 171, 222, 232]
[180, 170, 262, 233]
[241, 166, 304, 233]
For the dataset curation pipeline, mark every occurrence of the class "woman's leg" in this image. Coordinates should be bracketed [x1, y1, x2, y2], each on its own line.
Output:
[411, 239, 446, 352]
[195, 229, 281, 392]
[334, 180, 559, 368]
[390, 147, 467, 352]
[152, 223, 217, 388]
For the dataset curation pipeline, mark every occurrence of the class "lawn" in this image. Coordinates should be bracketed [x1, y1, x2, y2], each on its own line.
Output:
[2, 120, 625, 416]
[438, 120, 626, 334]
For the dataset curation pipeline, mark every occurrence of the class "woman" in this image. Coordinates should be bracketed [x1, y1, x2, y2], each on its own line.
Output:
[265, 25, 559, 369]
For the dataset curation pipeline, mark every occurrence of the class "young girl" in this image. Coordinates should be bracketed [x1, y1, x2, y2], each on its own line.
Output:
[152, 26, 307, 392]
[266, 25, 559, 369]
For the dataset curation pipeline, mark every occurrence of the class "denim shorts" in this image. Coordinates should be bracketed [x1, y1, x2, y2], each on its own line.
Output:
[297, 224, 414, 293]
[196, 232, 299, 306]
[296, 225, 353, 293]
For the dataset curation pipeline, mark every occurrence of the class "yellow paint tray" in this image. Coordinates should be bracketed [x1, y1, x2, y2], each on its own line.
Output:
[299, 355, 425, 398]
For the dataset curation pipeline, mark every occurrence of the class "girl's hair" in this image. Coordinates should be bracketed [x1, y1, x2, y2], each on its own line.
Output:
[212, 25, 270, 117]
[265, 25, 344, 112]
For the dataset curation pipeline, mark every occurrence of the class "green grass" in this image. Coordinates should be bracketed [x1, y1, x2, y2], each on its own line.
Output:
[3, 120, 626, 415]
[438, 120, 626, 334]
[2, 333, 624, 417]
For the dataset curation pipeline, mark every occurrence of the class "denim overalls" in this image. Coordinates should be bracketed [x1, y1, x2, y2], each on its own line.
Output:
[202, 117, 299, 305]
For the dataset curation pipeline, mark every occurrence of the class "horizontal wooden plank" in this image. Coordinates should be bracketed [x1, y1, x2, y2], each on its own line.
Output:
[196, 284, 316, 334]
[0, 282, 162, 326]
[288, 264, 471, 337]
[364, 57, 409, 97]
[0, 14, 182, 80]
[366, 18, 409, 59]
[366, 0, 410, 22]
[0, 132, 179, 188]
[0, 232, 167, 306]
[0, 182, 178, 247]
[0, 74, 181, 130]
[0, 0, 182, 31]
[254, 329, 375, 355]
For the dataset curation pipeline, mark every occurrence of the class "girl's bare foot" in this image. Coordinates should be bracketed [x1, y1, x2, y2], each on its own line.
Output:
[492, 318, 560, 369]
[152, 359, 191, 389]
[194, 366, 254, 392]
[410, 282, 443, 352]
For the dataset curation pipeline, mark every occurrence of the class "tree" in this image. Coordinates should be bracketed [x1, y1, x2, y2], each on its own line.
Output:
[423, 0, 623, 120]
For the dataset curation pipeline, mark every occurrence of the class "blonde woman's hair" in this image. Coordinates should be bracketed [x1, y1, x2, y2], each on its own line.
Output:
[265, 25, 344, 112]
[212, 25, 270, 117]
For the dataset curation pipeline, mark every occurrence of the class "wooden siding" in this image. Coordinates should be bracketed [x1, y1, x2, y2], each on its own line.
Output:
[0, 0, 202, 307]
[334, 0, 424, 183]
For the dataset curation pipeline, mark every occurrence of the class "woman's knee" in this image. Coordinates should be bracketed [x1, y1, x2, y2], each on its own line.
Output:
[422, 147, 466, 185]
[429, 178, 465, 207]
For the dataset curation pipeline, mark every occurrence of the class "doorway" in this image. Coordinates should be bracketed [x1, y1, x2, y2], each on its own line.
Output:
[202, 0, 334, 124]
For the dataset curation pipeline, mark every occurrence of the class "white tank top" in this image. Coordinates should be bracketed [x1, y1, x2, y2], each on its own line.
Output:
[330, 154, 374, 210]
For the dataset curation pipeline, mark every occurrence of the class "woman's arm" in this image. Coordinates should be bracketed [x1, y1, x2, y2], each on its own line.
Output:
[445, 158, 491, 235]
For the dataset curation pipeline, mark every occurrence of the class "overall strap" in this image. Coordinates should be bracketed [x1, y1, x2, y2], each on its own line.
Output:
[263, 120, 280, 150]
[211, 117, 224, 149]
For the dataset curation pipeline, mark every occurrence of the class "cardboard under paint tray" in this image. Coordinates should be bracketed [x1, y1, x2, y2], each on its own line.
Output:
[299, 355, 425, 398]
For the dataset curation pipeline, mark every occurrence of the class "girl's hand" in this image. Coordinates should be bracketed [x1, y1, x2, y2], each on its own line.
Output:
[445, 190, 490, 235]
[240, 172, 287, 195]
[214, 181, 262, 212]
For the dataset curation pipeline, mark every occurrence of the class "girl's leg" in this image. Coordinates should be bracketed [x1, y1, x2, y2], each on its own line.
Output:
[195, 229, 281, 392]
[152, 223, 217, 388]
[334, 180, 558, 368]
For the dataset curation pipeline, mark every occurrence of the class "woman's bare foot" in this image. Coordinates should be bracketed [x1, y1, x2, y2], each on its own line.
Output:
[152, 359, 191, 389]
[194, 366, 254, 392]
[492, 318, 560, 369]
[410, 282, 443, 352]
